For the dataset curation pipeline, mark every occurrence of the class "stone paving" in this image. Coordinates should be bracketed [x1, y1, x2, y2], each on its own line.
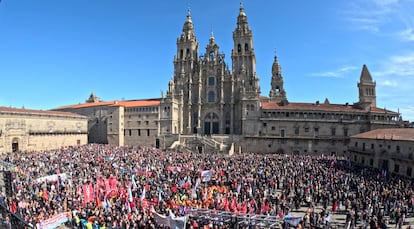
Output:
[288, 204, 414, 229]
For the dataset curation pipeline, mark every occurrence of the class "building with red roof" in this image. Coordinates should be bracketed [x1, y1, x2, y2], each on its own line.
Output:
[54, 5, 404, 154]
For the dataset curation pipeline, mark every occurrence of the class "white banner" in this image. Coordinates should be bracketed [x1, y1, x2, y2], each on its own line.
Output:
[36, 173, 67, 183]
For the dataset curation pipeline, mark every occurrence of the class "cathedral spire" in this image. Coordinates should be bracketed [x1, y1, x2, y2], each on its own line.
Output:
[360, 64, 373, 82]
[236, 2, 249, 31]
[181, 6, 195, 41]
[209, 28, 215, 44]
[232, 3, 256, 80]
[272, 53, 281, 76]
[357, 64, 376, 110]
[270, 53, 287, 104]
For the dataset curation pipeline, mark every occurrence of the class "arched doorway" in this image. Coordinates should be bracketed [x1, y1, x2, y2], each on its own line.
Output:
[204, 112, 219, 135]
[12, 138, 19, 152]
[276, 148, 285, 154]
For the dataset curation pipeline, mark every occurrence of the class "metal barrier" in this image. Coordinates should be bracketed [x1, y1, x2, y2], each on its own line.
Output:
[0, 160, 33, 228]
[188, 208, 281, 228]
[0, 202, 33, 228]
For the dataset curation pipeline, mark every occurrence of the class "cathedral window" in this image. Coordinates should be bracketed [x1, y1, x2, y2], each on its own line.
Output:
[186, 48, 190, 58]
[193, 112, 198, 125]
[224, 95, 231, 103]
[237, 44, 241, 53]
[208, 91, 215, 103]
[209, 51, 214, 61]
[245, 43, 249, 51]
[208, 76, 215, 86]
[180, 49, 183, 59]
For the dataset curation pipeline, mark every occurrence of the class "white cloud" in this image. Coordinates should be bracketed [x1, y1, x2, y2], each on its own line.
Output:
[310, 66, 358, 78]
[373, 52, 414, 121]
[399, 26, 414, 41]
[342, 0, 400, 32]
[380, 80, 399, 87]
[374, 52, 414, 78]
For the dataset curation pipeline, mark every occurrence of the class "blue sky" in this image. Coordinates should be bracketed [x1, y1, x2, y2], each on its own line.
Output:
[0, 0, 413, 121]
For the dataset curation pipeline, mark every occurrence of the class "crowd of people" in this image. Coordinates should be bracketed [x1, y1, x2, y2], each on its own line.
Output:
[0, 144, 413, 229]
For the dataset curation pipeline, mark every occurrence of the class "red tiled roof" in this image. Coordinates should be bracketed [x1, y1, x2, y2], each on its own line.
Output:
[0, 106, 86, 118]
[56, 101, 114, 109]
[109, 99, 161, 108]
[261, 102, 398, 114]
[55, 98, 161, 109]
[351, 128, 414, 141]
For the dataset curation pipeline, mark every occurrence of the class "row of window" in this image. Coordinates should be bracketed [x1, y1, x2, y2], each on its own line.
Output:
[262, 124, 349, 137]
[125, 120, 158, 126]
[125, 107, 158, 113]
[262, 111, 398, 122]
[355, 141, 411, 153]
[265, 138, 347, 147]
[263, 112, 364, 120]
[124, 129, 152, 137]
[354, 155, 412, 177]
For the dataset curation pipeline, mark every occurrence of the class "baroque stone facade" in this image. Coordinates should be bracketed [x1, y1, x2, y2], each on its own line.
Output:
[349, 128, 414, 177]
[0, 106, 88, 153]
[158, 5, 402, 154]
[55, 5, 403, 154]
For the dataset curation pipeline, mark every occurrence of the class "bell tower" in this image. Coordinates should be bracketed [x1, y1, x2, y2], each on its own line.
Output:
[231, 3, 260, 135]
[161, 8, 200, 135]
[357, 64, 376, 110]
[269, 54, 288, 105]
[231, 3, 257, 83]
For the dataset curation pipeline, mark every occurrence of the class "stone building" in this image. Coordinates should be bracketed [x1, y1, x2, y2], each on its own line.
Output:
[55, 96, 161, 147]
[158, 5, 402, 154]
[349, 128, 414, 177]
[55, 5, 403, 154]
[0, 106, 88, 153]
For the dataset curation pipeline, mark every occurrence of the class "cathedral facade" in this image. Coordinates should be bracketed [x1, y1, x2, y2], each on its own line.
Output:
[55, 5, 403, 155]
[160, 6, 261, 136]
[157, 5, 402, 154]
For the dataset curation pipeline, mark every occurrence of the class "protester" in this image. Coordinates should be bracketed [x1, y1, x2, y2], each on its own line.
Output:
[0, 144, 413, 228]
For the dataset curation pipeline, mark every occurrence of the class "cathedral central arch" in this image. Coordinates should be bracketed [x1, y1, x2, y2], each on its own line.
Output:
[204, 112, 219, 135]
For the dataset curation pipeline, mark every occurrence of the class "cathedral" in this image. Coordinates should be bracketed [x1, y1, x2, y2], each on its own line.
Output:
[156, 5, 401, 154]
[55, 5, 402, 155]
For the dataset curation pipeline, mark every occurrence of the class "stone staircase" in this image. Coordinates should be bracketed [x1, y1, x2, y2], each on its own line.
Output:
[169, 134, 232, 154]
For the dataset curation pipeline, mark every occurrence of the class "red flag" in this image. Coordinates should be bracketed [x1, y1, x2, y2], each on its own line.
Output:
[42, 188, 49, 201]
[10, 200, 17, 213]
[230, 198, 237, 213]
[224, 197, 230, 212]
[241, 202, 248, 214]
[83, 183, 94, 204]
[105, 179, 111, 195]
[95, 195, 100, 207]
[171, 184, 178, 193]
[182, 181, 191, 189]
